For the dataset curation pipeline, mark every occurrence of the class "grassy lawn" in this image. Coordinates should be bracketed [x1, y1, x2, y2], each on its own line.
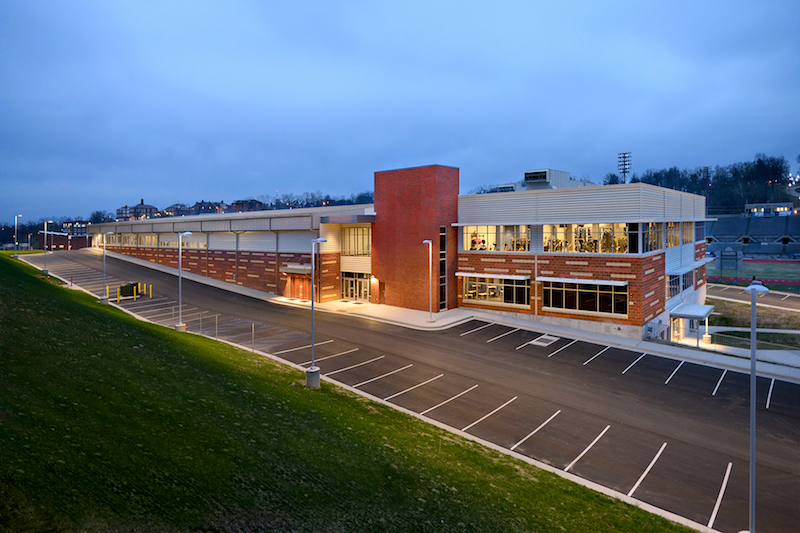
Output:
[706, 260, 800, 293]
[0, 253, 693, 533]
[707, 298, 800, 349]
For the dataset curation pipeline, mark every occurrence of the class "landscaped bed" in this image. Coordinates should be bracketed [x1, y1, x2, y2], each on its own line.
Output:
[0, 253, 693, 532]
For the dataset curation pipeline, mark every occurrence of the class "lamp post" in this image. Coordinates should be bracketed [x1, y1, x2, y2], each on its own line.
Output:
[42, 220, 53, 275]
[100, 231, 114, 304]
[14, 214, 22, 258]
[741, 279, 769, 533]
[422, 239, 434, 322]
[306, 237, 327, 388]
[175, 231, 193, 332]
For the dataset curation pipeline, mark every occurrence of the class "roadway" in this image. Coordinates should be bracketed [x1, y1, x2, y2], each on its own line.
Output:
[25, 250, 800, 533]
[707, 283, 800, 312]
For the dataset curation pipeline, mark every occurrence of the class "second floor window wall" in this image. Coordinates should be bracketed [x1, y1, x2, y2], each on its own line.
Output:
[464, 225, 530, 252]
[542, 223, 631, 253]
[341, 227, 371, 256]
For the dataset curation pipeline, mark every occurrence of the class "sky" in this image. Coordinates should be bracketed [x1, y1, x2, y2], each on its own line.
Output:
[1, 0, 798, 223]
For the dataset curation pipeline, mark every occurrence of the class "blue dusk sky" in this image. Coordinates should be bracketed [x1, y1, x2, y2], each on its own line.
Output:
[1, 0, 798, 222]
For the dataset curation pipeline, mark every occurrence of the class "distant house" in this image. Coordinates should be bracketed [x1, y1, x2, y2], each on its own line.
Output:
[229, 198, 265, 213]
[163, 203, 192, 217]
[62, 220, 89, 235]
[117, 199, 158, 221]
[191, 200, 227, 215]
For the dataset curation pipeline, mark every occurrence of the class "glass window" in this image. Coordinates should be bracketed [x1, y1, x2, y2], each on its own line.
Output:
[341, 227, 371, 256]
[464, 226, 529, 252]
[462, 276, 529, 306]
[542, 282, 628, 316]
[682, 221, 695, 244]
[644, 223, 663, 252]
[665, 222, 680, 248]
[666, 275, 680, 299]
[543, 223, 631, 253]
[682, 271, 693, 291]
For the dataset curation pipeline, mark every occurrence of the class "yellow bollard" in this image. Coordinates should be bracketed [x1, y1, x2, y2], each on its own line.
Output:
[149, 284, 152, 298]
[117, 288, 120, 303]
[106, 285, 109, 298]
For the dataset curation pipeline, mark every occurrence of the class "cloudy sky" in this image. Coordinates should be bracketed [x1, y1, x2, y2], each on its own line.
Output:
[1, 0, 798, 223]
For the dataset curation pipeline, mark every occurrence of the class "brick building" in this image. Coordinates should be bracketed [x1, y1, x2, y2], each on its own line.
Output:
[90, 164, 711, 340]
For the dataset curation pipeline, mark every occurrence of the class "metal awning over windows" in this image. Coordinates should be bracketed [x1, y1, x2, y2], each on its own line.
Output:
[279, 263, 312, 276]
[666, 258, 715, 277]
[535, 276, 628, 287]
[456, 272, 530, 281]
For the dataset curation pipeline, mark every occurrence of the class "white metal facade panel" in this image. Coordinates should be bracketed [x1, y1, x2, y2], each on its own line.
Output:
[116, 225, 132, 233]
[208, 232, 237, 250]
[340, 255, 371, 273]
[201, 220, 230, 232]
[231, 218, 271, 231]
[278, 231, 316, 252]
[319, 224, 341, 253]
[664, 246, 682, 273]
[271, 217, 312, 231]
[458, 184, 706, 225]
[530, 225, 544, 252]
[174, 221, 202, 232]
[681, 242, 695, 265]
[132, 224, 152, 233]
[238, 231, 276, 252]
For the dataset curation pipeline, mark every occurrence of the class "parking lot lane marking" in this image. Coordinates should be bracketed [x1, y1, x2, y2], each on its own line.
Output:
[420, 384, 479, 415]
[707, 462, 733, 529]
[384, 374, 444, 401]
[712, 369, 728, 396]
[300, 348, 359, 366]
[486, 328, 520, 343]
[460, 322, 494, 336]
[665, 361, 684, 384]
[720, 286, 731, 291]
[782, 294, 791, 301]
[515, 340, 532, 350]
[565, 425, 611, 472]
[352, 364, 413, 388]
[324, 356, 385, 376]
[273, 339, 334, 355]
[583, 346, 611, 366]
[510, 410, 561, 451]
[462, 396, 517, 432]
[547, 339, 577, 358]
[766, 378, 775, 409]
[627, 442, 667, 497]
[621, 353, 647, 374]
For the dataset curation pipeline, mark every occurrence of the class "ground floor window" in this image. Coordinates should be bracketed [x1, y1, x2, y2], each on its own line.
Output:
[542, 282, 628, 316]
[462, 277, 529, 307]
[667, 275, 681, 299]
[341, 272, 371, 301]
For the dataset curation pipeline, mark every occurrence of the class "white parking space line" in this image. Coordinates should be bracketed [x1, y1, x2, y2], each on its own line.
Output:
[564, 425, 610, 472]
[273, 339, 334, 355]
[712, 369, 727, 396]
[583, 346, 610, 366]
[125, 298, 170, 309]
[782, 294, 791, 301]
[547, 339, 577, 358]
[139, 306, 197, 320]
[384, 374, 444, 401]
[707, 462, 733, 529]
[486, 328, 519, 343]
[324, 356, 385, 376]
[460, 322, 494, 336]
[352, 364, 413, 388]
[510, 410, 561, 451]
[627, 442, 667, 497]
[621, 353, 647, 374]
[719, 286, 731, 291]
[462, 396, 517, 432]
[300, 348, 359, 366]
[766, 378, 775, 409]
[419, 384, 479, 416]
[665, 361, 684, 384]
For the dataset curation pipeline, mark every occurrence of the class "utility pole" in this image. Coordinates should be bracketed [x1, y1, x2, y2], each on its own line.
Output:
[617, 152, 631, 183]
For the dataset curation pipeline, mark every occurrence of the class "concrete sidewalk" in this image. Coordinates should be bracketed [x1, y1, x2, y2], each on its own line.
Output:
[77, 249, 800, 383]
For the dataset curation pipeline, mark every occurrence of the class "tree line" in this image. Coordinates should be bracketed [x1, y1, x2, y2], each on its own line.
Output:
[604, 154, 795, 214]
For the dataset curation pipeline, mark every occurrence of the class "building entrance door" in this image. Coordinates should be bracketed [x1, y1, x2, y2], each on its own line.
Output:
[341, 272, 371, 302]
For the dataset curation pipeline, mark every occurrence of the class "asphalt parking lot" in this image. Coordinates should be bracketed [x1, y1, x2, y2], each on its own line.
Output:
[28, 252, 800, 533]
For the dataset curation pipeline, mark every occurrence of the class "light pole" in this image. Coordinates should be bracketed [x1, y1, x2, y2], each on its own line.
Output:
[14, 214, 22, 258]
[306, 237, 327, 388]
[741, 279, 768, 533]
[175, 231, 193, 332]
[100, 232, 114, 304]
[42, 220, 53, 275]
[422, 239, 434, 322]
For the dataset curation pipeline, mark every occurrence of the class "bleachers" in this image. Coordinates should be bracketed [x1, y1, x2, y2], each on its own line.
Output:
[743, 242, 784, 256]
[706, 217, 748, 242]
[747, 217, 786, 242]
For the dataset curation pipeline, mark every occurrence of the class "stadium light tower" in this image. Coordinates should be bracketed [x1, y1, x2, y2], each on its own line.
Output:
[617, 152, 631, 183]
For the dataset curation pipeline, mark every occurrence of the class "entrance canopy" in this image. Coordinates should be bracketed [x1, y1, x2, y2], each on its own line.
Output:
[669, 303, 715, 321]
[280, 263, 312, 276]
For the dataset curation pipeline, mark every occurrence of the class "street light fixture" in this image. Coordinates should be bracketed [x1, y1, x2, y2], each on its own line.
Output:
[306, 237, 327, 388]
[100, 231, 114, 304]
[14, 214, 22, 258]
[741, 279, 769, 533]
[175, 231, 193, 332]
[42, 220, 53, 275]
[422, 239, 434, 323]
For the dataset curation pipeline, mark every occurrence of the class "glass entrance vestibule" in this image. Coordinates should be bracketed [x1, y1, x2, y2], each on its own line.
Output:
[341, 272, 371, 301]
